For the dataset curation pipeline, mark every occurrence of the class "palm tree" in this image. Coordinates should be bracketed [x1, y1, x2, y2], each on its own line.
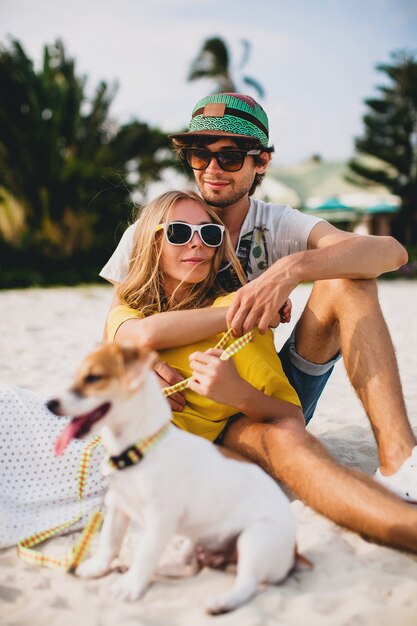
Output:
[0, 38, 173, 281]
[348, 50, 417, 245]
[188, 37, 265, 98]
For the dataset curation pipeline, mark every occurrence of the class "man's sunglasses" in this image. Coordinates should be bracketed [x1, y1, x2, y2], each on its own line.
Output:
[156, 222, 225, 247]
[181, 148, 261, 172]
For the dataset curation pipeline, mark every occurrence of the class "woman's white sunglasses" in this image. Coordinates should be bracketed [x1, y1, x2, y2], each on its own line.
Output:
[156, 222, 225, 247]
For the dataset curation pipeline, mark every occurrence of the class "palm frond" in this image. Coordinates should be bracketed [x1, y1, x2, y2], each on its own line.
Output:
[242, 76, 265, 99]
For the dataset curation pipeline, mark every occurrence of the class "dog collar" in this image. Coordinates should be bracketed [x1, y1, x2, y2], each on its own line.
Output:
[108, 423, 170, 471]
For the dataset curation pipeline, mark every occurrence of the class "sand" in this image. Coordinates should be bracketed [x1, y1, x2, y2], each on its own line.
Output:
[0, 280, 416, 626]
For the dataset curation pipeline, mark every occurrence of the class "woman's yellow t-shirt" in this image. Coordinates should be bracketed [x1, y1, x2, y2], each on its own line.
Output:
[107, 294, 300, 442]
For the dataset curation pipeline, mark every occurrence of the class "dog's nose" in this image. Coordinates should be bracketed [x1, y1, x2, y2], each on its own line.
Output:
[46, 399, 60, 414]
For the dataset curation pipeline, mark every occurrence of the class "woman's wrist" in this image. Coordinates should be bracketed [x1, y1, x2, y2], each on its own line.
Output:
[233, 380, 261, 416]
[233, 380, 302, 422]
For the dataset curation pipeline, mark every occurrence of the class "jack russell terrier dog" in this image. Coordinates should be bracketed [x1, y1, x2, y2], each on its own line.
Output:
[47, 342, 296, 615]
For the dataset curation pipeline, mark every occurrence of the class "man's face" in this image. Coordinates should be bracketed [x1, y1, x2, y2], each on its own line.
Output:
[190, 138, 270, 209]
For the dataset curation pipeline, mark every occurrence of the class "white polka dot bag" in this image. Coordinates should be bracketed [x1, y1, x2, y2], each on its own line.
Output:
[0, 384, 106, 550]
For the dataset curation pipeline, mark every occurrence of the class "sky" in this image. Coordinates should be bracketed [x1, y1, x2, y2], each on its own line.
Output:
[1, 0, 416, 166]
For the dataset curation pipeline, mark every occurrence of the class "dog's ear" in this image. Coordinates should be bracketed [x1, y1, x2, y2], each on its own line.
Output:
[118, 343, 158, 392]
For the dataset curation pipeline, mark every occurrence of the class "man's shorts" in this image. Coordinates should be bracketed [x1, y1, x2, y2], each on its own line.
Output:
[278, 325, 341, 424]
[215, 325, 341, 445]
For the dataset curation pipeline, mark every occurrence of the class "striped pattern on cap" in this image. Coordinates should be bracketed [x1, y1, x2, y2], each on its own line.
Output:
[170, 93, 270, 147]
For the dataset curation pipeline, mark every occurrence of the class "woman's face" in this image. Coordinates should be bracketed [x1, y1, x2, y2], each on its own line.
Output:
[159, 198, 217, 299]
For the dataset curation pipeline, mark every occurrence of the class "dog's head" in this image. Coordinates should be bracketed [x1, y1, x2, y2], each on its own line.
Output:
[47, 342, 157, 455]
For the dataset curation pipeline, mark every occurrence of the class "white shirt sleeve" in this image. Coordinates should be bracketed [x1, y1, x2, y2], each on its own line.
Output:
[99, 223, 137, 284]
[273, 206, 324, 257]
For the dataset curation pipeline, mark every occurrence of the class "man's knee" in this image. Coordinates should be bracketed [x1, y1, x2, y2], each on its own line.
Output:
[223, 415, 306, 461]
[319, 277, 377, 301]
[313, 278, 379, 323]
[266, 416, 308, 448]
[302, 278, 375, 325]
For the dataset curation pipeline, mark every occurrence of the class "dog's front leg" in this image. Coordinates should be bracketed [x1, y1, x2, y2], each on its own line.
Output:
[77, 499, 129, 579]
[111, 511, 176, 602]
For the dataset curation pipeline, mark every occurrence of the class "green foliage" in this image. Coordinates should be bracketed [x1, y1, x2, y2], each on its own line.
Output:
[188, 37, 264, 98]
[188, 37, 232, 86]
[0, 38, 174, 286]
[348, 50, 417, 244]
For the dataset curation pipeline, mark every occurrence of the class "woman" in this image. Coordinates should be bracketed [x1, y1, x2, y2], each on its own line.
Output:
[107, 190, 303, 443]
[0, 190, 301, 549]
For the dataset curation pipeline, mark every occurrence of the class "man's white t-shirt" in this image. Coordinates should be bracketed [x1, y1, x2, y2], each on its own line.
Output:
[100, 198, 323, 288]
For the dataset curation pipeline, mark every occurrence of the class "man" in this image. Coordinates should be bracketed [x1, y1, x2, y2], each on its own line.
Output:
[101, 93, 417, 551]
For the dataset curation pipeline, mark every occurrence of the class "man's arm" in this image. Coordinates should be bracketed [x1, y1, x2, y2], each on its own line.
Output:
[226, 222, 408, 335]
[305, 221, 408, 277]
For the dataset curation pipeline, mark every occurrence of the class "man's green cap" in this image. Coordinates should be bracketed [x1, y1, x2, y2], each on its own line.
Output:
[169, 92, 270, 148]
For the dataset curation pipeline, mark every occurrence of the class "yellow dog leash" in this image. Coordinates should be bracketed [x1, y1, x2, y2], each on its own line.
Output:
[17, 436, 103, 571]
[17, 328, 254, 570]
[162, 328, 254, 397]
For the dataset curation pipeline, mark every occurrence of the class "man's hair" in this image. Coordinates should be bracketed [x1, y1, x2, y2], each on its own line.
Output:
[172, 137, 274, 196]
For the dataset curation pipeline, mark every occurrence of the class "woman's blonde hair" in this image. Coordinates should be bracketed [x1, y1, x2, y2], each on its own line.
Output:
[117, 190, 246, 315]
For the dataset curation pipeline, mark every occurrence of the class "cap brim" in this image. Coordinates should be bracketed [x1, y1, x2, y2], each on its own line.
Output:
[168, 130, 267, 144]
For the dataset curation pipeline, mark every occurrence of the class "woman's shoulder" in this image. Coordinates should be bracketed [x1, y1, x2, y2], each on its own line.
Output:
[211, 292, 237, 308]
[107, 304, 145, 342]
[109, 303, 145, 319]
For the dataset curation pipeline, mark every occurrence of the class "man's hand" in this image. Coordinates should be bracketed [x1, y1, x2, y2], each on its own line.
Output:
[265, 298, 292, 328]
[188, 349, 246, 406]
[280, 298, 292, 323]
[226, 263, 298, 335]
[154, 360, 186, 412]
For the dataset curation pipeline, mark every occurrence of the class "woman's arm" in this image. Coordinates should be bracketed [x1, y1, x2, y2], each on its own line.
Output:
[231, 381, 305, 424]
[231, 379, 303, 422]
[188, 349, 304, 423]
[114, 306, 229, 349]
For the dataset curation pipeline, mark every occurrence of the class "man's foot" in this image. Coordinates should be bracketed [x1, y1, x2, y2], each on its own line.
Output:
[375, 446, 417, 503]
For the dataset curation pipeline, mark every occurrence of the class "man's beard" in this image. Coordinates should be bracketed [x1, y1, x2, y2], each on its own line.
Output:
[199, 186, 249, 209]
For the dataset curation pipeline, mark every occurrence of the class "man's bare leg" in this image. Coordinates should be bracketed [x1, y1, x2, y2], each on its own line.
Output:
[222, 416, 417, 552]
[295, 278, 416, 474]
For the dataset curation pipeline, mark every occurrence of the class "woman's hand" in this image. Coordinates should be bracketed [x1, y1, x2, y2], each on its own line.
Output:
[188, 347, 304, 424]
[188, 349, 246, 407]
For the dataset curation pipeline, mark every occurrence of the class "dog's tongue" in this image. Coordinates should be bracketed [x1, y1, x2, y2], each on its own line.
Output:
[54, 402, 111, 456]
[54, 421, 80, 456]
